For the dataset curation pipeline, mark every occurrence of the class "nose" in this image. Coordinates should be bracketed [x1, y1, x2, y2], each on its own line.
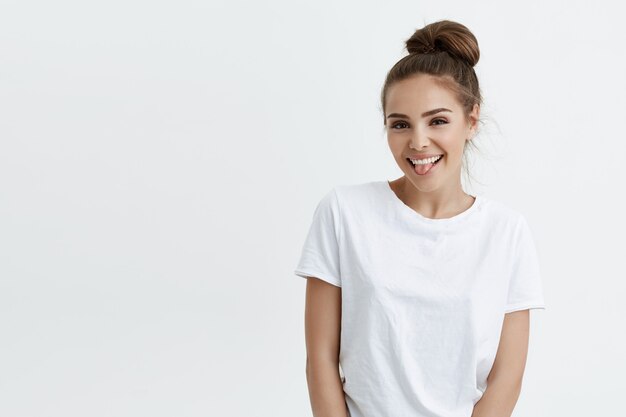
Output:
[409, 129, 430, 149]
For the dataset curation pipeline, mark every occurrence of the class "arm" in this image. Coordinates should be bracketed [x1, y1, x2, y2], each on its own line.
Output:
[304, 277, 349, 417]
[471, 309, 531, 417]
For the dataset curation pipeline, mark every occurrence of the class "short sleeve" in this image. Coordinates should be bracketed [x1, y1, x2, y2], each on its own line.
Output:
[293, 188, 342, 287]
[504, 215, 546, 313]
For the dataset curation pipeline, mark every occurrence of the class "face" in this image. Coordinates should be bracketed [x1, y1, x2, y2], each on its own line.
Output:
[385, 74, 479, 193]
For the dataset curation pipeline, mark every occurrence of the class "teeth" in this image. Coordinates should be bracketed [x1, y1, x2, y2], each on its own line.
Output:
[410, 155, 442, 165]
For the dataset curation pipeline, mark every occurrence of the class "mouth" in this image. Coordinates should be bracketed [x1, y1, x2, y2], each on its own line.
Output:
[406, 155, 444, 175]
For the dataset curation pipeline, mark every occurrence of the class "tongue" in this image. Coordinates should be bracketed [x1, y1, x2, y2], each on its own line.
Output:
[415, 162, 435, 175]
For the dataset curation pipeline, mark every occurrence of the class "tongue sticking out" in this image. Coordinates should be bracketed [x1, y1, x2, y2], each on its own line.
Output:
[415, 160, 436, 175]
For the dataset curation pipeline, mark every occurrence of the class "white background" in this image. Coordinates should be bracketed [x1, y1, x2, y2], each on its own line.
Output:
[1, 0, 624, 416]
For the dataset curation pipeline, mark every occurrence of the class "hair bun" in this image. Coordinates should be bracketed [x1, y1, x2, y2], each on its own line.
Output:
[405, 19, 479, 67]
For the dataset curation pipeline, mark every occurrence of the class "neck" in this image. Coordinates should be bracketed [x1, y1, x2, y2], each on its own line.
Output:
[392, 176, 475, 220]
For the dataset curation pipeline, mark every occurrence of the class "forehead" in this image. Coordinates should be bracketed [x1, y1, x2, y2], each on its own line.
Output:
[386, 74, 460, 114]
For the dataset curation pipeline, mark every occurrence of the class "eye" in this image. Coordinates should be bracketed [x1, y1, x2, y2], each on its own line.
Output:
[431, 118, 448, 126]
[391, 121, 409, 129]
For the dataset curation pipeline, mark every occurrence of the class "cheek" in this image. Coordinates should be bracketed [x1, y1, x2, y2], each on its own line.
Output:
[438, 136, 466, 155]
[387, 138, 404, 154]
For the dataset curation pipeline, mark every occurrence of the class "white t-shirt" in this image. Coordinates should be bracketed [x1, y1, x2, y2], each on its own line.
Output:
[294, 180, 546, 417]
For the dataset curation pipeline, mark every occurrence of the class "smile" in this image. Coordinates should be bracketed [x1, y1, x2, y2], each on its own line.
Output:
[406, 155, 443, 175]
[408, 155, 443, 165]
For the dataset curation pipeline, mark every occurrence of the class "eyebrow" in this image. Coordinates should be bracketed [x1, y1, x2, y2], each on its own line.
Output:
[386, 108, 452, 119]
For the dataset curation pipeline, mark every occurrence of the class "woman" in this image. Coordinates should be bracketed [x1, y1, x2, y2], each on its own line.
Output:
[294, 19, 546, 417]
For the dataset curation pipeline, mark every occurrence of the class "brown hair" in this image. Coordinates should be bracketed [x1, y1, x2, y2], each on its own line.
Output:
[380, 19, 485, 185]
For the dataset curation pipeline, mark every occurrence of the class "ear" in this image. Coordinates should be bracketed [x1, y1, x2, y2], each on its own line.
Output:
[467, 103, 480, 139]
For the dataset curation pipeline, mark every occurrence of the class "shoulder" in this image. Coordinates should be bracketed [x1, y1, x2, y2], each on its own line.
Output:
[313, 181, 385, 224]
[476, 198, 540, 261]
[332, 180, 384, 207]
[478, 196, 529, 234]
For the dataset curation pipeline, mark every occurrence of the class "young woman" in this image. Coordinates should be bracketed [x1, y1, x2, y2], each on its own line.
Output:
[294, 19, 546, 417]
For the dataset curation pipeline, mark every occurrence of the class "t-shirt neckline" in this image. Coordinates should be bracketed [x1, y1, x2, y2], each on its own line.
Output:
[382, 180, 482, 225]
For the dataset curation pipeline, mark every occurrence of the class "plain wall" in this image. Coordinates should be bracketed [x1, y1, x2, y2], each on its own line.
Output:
[0, 0, 624, 416]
